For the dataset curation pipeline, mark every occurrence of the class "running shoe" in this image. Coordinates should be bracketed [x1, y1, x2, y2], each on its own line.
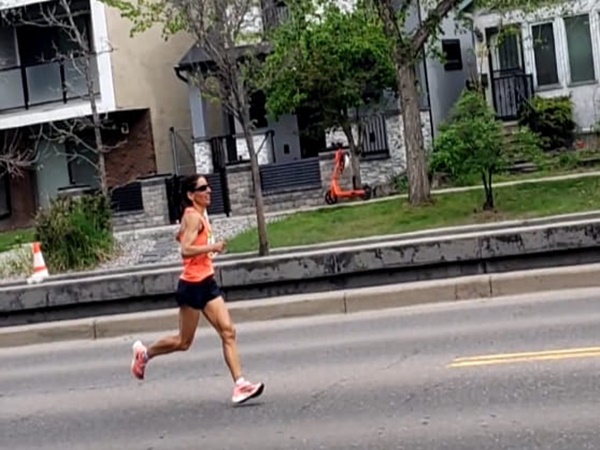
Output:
[232, 379, 265, 404]
[131, 340, 148, 380]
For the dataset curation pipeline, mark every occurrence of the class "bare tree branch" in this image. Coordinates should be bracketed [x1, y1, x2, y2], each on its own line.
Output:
[1, 0, 126, 194]
[0, 128, 42, 178]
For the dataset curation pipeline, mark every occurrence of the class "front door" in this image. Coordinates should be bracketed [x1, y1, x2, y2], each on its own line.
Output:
[487, 27, 526, 120]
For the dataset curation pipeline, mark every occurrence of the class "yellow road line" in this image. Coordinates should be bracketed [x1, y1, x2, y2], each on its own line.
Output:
[448, 346, 600, 368]
[452, 346, 600, 362]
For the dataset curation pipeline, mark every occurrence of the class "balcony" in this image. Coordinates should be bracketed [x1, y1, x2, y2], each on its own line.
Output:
[0, 0, 99, 114]
[0, 56, 99, 113]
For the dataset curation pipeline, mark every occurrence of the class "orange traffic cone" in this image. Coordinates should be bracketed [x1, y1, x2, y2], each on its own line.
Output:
[27, 242, 49, 284]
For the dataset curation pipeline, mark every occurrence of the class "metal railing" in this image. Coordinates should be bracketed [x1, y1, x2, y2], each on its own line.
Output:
[491, 72, 534, 121]
[209, 130, 275, 167]
[360, 114, 390, 158]
[259, 157, 322, 195]
[0, 56, 100, 113]
[262, 1, 289, 31]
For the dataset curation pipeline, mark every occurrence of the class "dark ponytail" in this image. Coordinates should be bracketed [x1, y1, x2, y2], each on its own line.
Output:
[180, 174, 201, 208]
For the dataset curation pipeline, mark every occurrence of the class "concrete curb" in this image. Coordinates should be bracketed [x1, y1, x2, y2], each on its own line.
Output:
[4, 262, 600, 349]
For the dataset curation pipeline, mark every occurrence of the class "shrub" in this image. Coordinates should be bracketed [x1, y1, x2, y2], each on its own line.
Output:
[34, 193, 115, 272]
[518, 95, 576, 151]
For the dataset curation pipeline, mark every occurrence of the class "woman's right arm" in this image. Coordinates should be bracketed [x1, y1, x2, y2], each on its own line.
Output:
[180, 213, 218, 257]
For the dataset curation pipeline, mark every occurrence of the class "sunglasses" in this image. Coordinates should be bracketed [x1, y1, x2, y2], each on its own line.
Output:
[192, 184, 210, 192]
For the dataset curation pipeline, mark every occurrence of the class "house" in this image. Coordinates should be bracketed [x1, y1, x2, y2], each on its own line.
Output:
[171, 0, 476, 217]
[470, 0, 600, 131]
[0, 0, 193, 231]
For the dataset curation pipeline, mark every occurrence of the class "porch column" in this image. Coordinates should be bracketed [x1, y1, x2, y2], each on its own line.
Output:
[189, 84, 214, 174]
[194, 140, 213, 173]
[138, 175, 170, 227]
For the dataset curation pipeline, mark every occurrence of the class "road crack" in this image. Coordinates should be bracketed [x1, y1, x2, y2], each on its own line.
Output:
[298, 375, 351, 413]
[380, 348, 420, 372]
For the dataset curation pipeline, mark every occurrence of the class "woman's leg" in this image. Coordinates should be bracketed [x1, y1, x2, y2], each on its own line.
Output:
[147, 306, 201, 358]
[202, 296, 264, 403]
[202, 296, 241, 381]
[131, 306, 200, 380]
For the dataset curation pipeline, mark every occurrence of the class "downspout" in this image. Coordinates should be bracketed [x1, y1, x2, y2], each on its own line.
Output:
[416, 0, 435, 140]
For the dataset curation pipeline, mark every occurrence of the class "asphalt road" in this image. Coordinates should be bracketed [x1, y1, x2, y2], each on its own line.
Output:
[3, 288, 600, 449]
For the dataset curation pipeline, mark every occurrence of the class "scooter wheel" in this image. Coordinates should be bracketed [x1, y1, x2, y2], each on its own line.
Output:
[325, 191, 337, 205]
[362, 184, 372, 200]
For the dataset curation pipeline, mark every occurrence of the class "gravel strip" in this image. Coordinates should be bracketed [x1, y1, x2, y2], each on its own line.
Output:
[99, 212, 290, 269]
[0, 212, 292, 283]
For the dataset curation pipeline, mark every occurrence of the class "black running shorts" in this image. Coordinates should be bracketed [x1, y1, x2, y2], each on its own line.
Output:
[176, 276, 223, 311]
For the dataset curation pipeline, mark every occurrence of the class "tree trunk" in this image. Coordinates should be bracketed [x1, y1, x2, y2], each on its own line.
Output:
[397, 63, 430, 205]
[350, 147, 362, 190]
[241, 117, 270, 256]
[341, 122, 362, 189]
[482, 169, 494, 211]
[84, 53, 108, 196]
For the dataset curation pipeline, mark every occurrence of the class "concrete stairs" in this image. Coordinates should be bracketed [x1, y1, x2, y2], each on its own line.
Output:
[502, 120, 537, 173]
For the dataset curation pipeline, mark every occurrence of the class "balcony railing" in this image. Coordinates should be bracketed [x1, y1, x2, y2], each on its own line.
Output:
[262, 2, 289, 31]
[0, 56, 100, 113]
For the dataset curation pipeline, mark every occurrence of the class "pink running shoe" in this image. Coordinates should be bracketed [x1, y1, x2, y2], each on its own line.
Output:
[232, 379, 265, 404]
[131, 340, 148, 380]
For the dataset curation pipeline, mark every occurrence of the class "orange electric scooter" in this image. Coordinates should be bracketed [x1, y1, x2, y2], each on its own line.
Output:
[324, 146, 372, 205]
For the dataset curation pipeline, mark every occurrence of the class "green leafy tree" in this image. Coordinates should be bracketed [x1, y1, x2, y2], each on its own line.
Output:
[261, 0, 397, 188]
[431, 88, 542, 210]
[104, 0, 272, 255]
[370, 0, 572, 206]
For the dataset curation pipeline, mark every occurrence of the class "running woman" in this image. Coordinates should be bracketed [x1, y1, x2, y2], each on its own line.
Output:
[130, 174, 264, 405]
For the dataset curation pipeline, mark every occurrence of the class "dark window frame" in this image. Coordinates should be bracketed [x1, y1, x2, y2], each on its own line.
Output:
[563, 13, 596, 84]
[442, 39, 463, 71]
[0, 171, 12, 220]
[531, 21, 560, 87]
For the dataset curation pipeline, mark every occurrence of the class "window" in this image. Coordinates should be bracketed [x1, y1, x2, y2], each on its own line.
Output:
[492, 28, 523, 72]
[564, 14, 596, 83]
[0, 26, 18, 69]
[67, 143, 100, 189]
[442, 39, 462, 71]
[531, 22, 559, 86]
[249, 90, 268, 129]
[0, 172, 11, 219]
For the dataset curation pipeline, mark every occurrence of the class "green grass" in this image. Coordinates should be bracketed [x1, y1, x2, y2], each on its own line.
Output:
[0, 228, 35, 253]
[227, 176, 600, 253]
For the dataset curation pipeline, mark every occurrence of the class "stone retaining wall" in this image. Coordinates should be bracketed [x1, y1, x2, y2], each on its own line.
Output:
[4, 219, 600, 326]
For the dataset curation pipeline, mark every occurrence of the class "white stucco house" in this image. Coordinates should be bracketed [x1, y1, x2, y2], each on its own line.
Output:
[470, 0, 600, 132]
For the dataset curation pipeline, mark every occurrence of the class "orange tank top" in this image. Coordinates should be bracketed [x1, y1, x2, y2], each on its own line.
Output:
[179, 207, 215, 283]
